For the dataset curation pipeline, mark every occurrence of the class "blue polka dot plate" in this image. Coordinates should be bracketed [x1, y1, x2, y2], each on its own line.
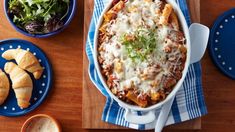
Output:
[0, 39, 52, 116]
[209, 8, 235, 79]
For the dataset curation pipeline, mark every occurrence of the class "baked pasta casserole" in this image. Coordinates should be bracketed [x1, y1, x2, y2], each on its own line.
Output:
[98, 0, 187, 107]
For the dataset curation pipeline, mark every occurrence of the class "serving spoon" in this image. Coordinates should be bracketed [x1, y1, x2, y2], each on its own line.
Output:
[154, 23, 210, 132]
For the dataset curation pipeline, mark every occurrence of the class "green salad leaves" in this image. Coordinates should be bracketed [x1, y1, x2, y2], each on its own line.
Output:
[121, 29, 157, 62]
[8, 0, 70, 34]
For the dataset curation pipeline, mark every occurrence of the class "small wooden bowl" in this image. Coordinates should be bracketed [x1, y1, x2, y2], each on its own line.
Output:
[21, 114, 61, 132]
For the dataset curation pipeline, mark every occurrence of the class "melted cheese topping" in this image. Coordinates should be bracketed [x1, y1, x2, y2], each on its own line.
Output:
[99, 0, 186, 96]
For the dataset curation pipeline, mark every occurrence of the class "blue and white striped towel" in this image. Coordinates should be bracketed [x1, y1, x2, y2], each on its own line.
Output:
[86, 0, 207, 130]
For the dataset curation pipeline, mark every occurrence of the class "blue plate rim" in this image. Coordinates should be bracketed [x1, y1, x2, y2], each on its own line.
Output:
[3, 0, 77, 38]
[0, 38, 53, 117]
[209, 8, 235, 79]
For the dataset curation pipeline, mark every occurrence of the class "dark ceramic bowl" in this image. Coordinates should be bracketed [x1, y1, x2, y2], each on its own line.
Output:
[4, 0, 77, 38]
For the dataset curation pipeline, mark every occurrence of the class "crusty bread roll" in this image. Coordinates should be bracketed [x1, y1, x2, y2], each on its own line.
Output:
[2, 49, 43, 79]
[0, 69, 10, 105]
[4, 62, 33, 109]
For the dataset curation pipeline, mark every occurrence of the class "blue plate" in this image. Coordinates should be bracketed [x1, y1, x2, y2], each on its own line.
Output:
[0, 39, 52, 116]
[209, 8, 235, 79]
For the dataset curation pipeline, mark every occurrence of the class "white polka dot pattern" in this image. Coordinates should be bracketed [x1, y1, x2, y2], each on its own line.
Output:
[0, 40, 52, 116]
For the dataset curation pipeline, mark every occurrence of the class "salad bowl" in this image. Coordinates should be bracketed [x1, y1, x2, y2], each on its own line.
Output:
[4, 0, 77, 38]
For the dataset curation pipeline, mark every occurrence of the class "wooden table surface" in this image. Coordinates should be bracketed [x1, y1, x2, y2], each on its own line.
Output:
[201, 0, 235, 131]
[1, 0, 235, 132]
[0, 0, 84, 131]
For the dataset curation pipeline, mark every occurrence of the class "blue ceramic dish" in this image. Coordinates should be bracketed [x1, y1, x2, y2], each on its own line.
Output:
[0, 39, 53, 116]
[4, 0, 77, 38]
[209, 8, 235, 79]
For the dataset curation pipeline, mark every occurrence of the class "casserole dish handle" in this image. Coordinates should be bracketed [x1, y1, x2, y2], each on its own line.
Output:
[124, 109, 156, 124]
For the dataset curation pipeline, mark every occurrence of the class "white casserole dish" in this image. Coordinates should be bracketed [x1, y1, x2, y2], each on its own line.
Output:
[93, 0, 209, 124]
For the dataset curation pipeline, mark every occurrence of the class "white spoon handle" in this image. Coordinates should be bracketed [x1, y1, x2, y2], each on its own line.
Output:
[155, 95, 175, 132]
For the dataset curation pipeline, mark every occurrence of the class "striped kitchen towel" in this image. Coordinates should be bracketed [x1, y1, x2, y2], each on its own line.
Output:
[86, 0, 207, 130]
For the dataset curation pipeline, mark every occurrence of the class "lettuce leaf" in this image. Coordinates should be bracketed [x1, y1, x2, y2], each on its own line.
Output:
[8, 0, 70, 34]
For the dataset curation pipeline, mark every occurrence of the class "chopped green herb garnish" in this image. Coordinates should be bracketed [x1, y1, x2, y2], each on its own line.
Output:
[121, 29, 157, 61]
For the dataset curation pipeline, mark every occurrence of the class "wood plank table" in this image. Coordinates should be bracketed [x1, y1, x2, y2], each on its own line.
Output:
[201, 0, 235, 131]
[1, 0, 235, 132]
[83, 0, 201, 131]
[0, 0, 84, 131]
